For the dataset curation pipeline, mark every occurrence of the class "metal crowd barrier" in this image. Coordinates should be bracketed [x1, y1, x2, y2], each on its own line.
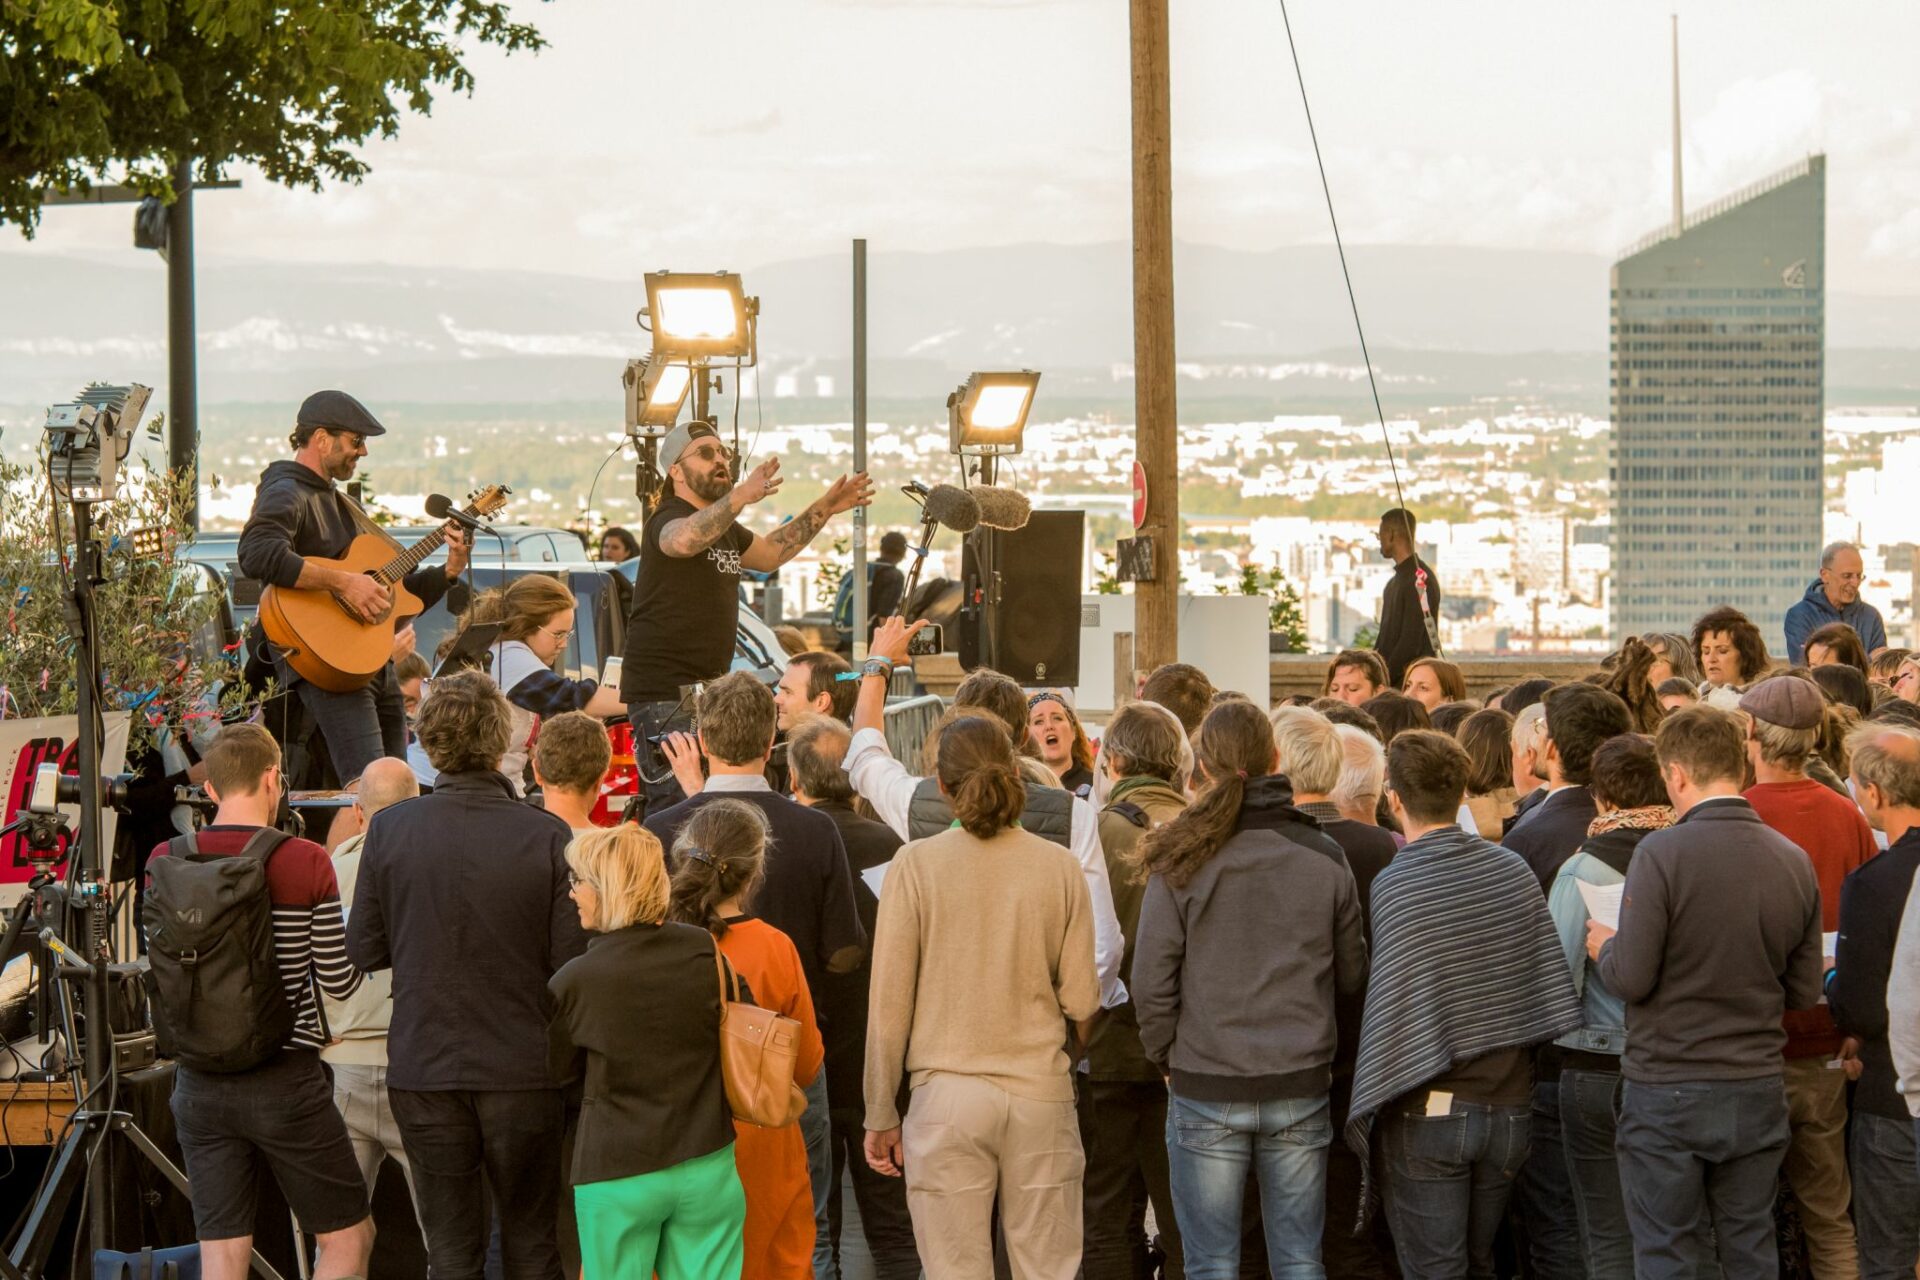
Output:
[882, 695, 944, 769]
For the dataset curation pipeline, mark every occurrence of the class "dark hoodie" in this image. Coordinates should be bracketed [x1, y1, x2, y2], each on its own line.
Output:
[237, 460, 452, 611]
[1131, 774, 1368, 1101]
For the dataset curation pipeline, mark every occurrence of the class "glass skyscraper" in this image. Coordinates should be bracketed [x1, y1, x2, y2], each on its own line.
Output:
[1609, 154, 1825, 650]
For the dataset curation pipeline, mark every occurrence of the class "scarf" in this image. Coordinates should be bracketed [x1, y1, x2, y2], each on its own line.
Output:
[1586, 805, 1675, 838]
[1344, 826, 1582, 1229]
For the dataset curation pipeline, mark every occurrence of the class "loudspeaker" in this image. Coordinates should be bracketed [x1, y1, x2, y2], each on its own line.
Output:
[959, 510, 1084, 686]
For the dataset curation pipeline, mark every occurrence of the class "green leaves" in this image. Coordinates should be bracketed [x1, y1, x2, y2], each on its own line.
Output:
[1, 0, 548, 231]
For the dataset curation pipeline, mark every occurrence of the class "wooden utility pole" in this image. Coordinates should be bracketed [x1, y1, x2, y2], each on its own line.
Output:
[1130, 0, 1179, 672]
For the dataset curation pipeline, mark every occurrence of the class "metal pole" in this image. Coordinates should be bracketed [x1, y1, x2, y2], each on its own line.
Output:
[1130, 0, 1179, 673]
[167, 157, 199, 532]
[851, 239, 868, 660]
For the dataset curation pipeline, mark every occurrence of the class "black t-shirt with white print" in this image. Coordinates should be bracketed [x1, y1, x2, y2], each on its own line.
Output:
[621, 493, 755, 701]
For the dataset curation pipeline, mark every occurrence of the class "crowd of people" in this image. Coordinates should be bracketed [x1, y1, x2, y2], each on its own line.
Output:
[169, 405, 1920, 1280]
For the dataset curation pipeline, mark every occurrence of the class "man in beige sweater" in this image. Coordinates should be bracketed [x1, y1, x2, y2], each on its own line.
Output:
[862, 715, 1102, 1280]
[323, 757, 421, 1208]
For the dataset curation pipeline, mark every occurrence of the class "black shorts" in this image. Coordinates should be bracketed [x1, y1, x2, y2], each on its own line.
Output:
[171, 1050, 369, 1240]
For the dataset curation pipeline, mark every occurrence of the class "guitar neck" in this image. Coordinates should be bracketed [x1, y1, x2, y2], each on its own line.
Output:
[373, 518, 464, 587]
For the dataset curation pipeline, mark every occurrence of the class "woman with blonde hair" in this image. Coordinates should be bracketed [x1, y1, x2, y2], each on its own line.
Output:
[548, 824, 745, 1280]
[668, 800, 823, 1280]
[864, 716, 1099, 1280]
[488, 575, 624, 793]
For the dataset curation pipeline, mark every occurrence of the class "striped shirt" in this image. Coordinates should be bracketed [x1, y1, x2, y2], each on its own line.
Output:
[1344, 824, 1581, 1225]
[148, 826, 362, 1052]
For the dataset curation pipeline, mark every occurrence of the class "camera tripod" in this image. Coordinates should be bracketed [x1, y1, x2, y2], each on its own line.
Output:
[2, 499, 286, 1280]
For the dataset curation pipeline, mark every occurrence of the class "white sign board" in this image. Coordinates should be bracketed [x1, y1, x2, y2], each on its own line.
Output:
[1070, 595, 1270, 718]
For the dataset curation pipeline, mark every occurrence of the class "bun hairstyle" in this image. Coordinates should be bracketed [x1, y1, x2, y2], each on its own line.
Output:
[936, 715, 1026, 838]
[1136, 699, 1274, 889]
[666, 799, 770, 939]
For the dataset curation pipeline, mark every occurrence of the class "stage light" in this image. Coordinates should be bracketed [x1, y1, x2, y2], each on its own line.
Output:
[642, 271, 756, 361]
[623, 358, 693, 436]
[948, 370, 1040, 457]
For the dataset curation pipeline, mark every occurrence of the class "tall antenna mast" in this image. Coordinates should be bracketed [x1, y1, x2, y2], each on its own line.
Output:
[1671, 13, 1684, 236]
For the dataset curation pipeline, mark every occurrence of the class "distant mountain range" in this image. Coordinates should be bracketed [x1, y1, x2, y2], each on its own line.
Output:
[3, 242, 1918, 407]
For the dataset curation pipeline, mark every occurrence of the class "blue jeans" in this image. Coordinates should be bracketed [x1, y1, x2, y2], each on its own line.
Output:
[291, 660, 407, 785]
[1165, 1092, 1331, 1280]
[802, 1071, 835, 1280]
[1853, 1111, 1920, 1279]
[1557, 1067, 1634, 1280]
[1509, 1078, 1587, 1279]
[1376, 1099, 1530, 1279]
[1615, 1076, 1789, 1280]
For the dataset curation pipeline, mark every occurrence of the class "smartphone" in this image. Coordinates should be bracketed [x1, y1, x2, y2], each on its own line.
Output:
[907, 624, 943, 657]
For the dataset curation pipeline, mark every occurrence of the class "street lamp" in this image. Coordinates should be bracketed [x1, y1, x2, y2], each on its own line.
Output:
[948, 369, 1041, 458]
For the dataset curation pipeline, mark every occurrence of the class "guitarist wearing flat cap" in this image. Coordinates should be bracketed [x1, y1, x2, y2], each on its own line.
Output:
[238, 389, 471, 785]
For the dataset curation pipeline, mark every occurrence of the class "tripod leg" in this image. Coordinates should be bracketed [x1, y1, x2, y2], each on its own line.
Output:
[111, 1117, 289, 1280]
[5, 1116, 93, 1278]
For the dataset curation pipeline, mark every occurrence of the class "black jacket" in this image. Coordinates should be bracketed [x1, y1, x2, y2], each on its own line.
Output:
[237, 460, 453, 610]
[811, 799, 903, 1116]
[1503, 785, 1598, 892]
[548, 922, 736, 1184]
[1376, 555, 1440, 687]
[348, 770, 588, 1092]
[1828, 829, 1920, 1121]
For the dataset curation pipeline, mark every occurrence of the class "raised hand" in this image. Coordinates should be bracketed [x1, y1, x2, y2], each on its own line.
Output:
[870, 615, 929, 666]
[819, 471, 876, 517]
[733, 456, 783, 508]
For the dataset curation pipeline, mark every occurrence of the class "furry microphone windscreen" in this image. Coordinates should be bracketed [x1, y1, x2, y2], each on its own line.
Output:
[922, 484, 981, 533]
[970, 485, 1032, 530]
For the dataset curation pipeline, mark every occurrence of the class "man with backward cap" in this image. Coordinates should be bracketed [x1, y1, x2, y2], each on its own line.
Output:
[237, 390, 471, 785]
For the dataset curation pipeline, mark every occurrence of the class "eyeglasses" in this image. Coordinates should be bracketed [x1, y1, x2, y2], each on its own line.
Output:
[683, 442, 729, 464]
[541, 624, 574, 642]
[567, 872, 588, 889]
[324, 429, 365, 450]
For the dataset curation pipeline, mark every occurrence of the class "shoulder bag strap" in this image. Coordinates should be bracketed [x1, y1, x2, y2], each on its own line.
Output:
[712, 939, 740, 1006]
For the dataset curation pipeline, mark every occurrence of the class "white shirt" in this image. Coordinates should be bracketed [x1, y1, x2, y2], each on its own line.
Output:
[1888, 870, 1920, 1117]
[845, 726, 1129, 1009]
[703, 773, 773, 794]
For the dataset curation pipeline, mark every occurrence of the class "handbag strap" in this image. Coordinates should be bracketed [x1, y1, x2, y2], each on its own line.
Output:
[711, 939, 739, 1006]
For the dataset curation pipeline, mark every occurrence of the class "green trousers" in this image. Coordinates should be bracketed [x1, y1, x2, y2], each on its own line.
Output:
[574, 1142, 746, 1280]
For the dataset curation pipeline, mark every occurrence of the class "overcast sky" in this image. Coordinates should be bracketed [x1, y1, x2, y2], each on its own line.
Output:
[19, 0, 1920, 294]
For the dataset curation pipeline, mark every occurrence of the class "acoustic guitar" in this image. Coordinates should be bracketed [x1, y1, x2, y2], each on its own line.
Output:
[258, 486, 511, 693]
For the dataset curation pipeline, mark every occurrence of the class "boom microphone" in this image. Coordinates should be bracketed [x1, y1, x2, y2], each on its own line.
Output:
[921, 484, 980, 533]
[425, 492, 496, 534]
[970, 485, 1031, 531]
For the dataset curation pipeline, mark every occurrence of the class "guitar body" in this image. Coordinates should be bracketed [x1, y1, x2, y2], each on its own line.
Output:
[258, 534, 428, 693]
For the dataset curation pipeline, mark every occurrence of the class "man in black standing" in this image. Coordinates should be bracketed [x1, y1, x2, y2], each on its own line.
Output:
[618, 420, 872, 813]
[1372, 507, 1439, 688]
[785, 713, 922, 1280]
[237, 389, 469, 785]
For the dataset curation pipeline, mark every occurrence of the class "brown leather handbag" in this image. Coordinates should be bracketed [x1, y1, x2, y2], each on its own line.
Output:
[712, 943, 809, 1128]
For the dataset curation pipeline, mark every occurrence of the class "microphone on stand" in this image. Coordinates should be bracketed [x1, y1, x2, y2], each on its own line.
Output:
[425, 492, 498, 535]
[897, 483, 979, 617]
[971, 485, 1031, 531]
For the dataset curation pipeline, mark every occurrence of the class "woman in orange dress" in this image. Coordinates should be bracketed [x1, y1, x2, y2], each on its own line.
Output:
[667, 798, 824, 1280]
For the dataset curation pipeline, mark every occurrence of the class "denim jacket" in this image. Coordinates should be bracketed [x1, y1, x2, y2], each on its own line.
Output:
[1547, 825, 1662, 1057]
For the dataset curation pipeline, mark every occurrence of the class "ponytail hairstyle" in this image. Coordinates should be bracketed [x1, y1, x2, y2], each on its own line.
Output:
[1136, 699, 1275, 889]
[936, 715, 1026, 838]
[666, 798, 770, 939]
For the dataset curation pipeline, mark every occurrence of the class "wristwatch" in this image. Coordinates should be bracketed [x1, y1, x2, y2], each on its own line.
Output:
[862, 658, 894, 680]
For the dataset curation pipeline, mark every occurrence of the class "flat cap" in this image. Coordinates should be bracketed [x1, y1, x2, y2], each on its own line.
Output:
[296, 389, 386, 437]
[1738, 675, 1825, 731]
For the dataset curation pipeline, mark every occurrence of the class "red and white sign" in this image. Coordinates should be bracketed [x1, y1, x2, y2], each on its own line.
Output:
[1131, 461, 1148, 530]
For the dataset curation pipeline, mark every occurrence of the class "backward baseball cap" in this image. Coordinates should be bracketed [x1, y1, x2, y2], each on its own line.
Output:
[659, 421, 720, 471]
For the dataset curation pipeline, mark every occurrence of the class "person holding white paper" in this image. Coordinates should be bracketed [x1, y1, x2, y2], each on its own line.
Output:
[1544, 733, 1674, 1277]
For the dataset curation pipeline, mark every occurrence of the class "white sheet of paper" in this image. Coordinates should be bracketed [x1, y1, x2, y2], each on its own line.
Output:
[1577, 880, 1623, 931]
[861, 862, 889, 899]
[1823, 931, 1839, 958]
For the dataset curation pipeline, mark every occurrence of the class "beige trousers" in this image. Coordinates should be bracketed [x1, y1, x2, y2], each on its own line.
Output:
[1783, 1055, 1858, 1280]
[902, 1072, 1085, 1280]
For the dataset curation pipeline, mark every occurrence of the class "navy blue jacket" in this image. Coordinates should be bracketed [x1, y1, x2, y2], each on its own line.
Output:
[1502, 785, 1598, 893]
[348, 769, 587, 1092]
[1783, 579, 1887, 666]
[1828, 829, 1920, 1121]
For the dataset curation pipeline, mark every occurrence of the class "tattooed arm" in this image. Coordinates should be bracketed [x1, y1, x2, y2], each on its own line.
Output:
[659, 457, 783, 558]
[740, 471, 876, 572]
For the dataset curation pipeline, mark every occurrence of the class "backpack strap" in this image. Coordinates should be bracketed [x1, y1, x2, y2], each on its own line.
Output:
[163, 832, 198, 860]
[1105, 801, 1150, 829]
[235, 827, 292, 865]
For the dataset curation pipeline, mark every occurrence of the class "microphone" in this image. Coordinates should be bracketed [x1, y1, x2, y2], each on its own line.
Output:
[970, 485, 1031, 531]
[921, 484, 980, 533]
[894, 483, 980, 618]
[426, 492, 497, 535]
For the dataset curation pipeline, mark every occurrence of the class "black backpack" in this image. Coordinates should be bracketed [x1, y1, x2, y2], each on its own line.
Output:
[142, 828, 294, 1072]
